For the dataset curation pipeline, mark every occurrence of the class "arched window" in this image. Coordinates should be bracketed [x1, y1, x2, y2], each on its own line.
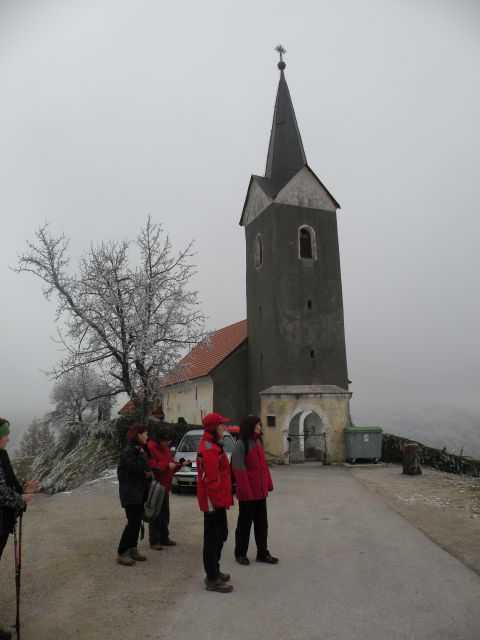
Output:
[299, 226, 316, 260]
[254, 233, 263, 267]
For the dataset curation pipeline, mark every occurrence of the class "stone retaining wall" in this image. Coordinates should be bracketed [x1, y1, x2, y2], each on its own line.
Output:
[383, 433, 480, 477]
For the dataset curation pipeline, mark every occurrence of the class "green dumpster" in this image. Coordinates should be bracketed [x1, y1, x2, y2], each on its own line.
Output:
[344, 426, 383, 464]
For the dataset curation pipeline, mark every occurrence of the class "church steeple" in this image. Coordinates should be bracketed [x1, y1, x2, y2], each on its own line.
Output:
[240, 47, 340, 228]
[265, 46, 307, 193]
[242, 47, 349, 415]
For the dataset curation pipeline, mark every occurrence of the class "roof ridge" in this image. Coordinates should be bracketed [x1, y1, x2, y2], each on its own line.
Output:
[159, 319, 247, 387]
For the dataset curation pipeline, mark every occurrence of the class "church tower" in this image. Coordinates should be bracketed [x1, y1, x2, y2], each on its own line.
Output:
[241, 50, 349, 415]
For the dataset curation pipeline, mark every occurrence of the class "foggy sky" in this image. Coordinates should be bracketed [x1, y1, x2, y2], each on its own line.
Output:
[1, 0, 479, 447]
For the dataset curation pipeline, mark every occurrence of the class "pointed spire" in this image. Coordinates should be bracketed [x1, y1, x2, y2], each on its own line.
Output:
[265, 46, 307, 193]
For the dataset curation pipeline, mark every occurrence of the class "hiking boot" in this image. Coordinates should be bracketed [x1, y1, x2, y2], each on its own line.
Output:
[129, 547, 147, 561]
[117, 552, 135, 566]
[256, 553, 279, 564]
[150, 543, 163, 551]
[0, 626, 12, 640]
[204, 571, 231, 584]
[205, 578, 233, 593]
[235, 555, 250, 565]
[161, 538, 177, 546]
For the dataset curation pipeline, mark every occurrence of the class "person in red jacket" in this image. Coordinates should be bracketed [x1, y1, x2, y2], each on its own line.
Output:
[197, 413, 234, 593]
[146, 428, 188, 549]
[231, 415, 278, 565]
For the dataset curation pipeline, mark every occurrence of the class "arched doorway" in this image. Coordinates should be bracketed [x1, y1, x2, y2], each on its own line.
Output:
[288, 410, 326, 462]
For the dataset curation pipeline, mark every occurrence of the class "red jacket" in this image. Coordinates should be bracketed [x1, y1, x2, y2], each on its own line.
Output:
[196, 431, 233, 512]
[231, 435, 273, 501]
[146, 439, 181, 492]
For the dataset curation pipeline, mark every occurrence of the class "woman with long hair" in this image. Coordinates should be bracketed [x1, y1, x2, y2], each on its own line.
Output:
[231, 415, 278, 565]
[197, 413, 234, 593]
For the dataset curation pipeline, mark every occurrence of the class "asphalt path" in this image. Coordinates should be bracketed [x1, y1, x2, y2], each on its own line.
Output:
[1, 464, 479, 639]
[167, 464, 480, 640]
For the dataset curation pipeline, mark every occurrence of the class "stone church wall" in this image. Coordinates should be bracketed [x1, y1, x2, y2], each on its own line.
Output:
[211, 343, 248, 423]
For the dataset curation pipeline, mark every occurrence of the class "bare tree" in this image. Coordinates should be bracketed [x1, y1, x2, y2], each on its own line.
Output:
[49, 368, 114, 425]
[15, 418, 55, 457]
[16, 217, 206, 422]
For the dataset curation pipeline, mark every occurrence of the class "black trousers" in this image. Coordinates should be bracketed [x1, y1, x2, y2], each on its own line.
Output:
[118, 504, 143, 555]
[149, 491, 170, 545]
[234, 498, 269, 559]
[203, 508, 228, 581]
[0, 532, 9, 560]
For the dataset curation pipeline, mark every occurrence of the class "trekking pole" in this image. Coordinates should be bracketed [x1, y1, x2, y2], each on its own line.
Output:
[13, 513, 23, 640]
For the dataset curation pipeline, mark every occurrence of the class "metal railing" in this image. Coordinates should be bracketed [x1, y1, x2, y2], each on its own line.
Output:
[286, 432, 328, 464]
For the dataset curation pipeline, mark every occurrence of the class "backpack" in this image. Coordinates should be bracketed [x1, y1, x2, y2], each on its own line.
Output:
[143, 478, 165, 523]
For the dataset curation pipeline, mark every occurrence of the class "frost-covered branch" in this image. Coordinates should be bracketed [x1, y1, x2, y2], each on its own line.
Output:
[16, 217, 206, 422]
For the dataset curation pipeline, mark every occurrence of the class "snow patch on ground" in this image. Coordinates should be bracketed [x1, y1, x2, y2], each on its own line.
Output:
[395, 493, 451, 508]
[87, 468, 117, 484]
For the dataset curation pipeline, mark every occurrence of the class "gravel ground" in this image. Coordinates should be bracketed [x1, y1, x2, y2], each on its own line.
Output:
[346, 462, 480, 574]
[0, 473, 204, 639]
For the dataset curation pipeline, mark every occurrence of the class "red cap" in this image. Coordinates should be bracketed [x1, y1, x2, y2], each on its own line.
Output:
[202, 412, 231, 432]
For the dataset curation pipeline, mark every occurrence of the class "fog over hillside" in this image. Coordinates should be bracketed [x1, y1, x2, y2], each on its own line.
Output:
[352, 404, 480, 460]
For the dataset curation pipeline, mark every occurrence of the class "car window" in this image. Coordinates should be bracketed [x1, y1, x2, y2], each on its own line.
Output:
[178, 435, 202, 452]
[221, 436, 235, 453]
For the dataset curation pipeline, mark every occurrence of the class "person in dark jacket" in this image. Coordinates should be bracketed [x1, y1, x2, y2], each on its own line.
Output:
[0, 418, 39, 640]
[146, 428, 188, 549]
[117, 423, 150, 566]
[231, 415, 278, 565]
[197, 413, 234, 593]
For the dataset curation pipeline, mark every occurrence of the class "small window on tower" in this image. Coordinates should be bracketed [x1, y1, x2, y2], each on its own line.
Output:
[255, 234, 263, 267]
[267, 415, 276, 427]
[307, 300, 312, 309]
[310, 350, 315, 358]
[260, 353, 263, 364]
[299, 226, 316, 260]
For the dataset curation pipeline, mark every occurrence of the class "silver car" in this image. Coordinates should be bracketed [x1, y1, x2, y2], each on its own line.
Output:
[171, 429, 235, 493]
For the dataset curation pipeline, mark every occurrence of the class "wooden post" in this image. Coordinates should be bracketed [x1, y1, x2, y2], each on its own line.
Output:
[403, 442, 422, 475]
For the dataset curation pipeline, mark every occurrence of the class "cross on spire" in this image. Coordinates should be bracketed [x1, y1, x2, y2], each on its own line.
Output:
[275, 44, 287, 70]
[275, 44, 286, 61]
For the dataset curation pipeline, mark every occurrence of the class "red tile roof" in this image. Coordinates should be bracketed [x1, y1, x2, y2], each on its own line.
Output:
[118, 399, 164, 418]
[159, 319, 247, 387]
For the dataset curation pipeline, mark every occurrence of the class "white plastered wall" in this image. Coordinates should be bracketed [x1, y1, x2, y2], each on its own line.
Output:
[242, 167, 337, 226]
[162, 376, 213, 425]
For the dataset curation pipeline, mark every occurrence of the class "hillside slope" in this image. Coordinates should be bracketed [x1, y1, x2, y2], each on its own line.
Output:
[29, 420, 121, 494]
